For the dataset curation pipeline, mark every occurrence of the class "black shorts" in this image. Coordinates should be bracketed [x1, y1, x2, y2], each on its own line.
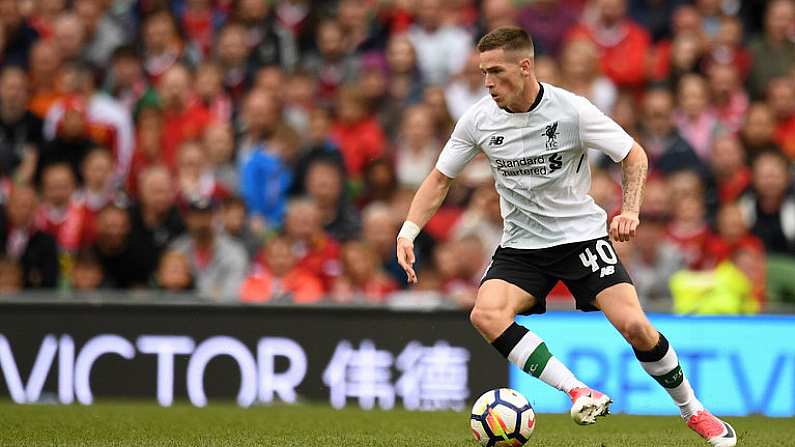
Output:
[481, 237, 633, 315]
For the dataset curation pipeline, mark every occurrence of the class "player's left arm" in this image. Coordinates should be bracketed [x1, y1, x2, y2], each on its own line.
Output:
[610, 142, 648, 242]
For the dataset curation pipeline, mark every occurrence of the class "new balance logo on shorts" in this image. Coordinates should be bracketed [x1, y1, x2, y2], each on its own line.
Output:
[489, 135, 504, 146]
[600, 266, 615, 277]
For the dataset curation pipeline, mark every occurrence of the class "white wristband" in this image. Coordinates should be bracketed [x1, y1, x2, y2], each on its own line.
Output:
[397, 221, 421, 242]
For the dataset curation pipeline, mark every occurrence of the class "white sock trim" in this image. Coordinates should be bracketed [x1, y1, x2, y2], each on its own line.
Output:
[507, 332, 544, 369]
[640, 346, 679, 376]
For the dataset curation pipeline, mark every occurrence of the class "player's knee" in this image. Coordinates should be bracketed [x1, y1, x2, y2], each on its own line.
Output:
[620, 319, 656, 350]
[469, 304, 510, 339]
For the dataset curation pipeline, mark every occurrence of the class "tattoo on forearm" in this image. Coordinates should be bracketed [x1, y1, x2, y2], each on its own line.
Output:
[621, 157, 647, 214]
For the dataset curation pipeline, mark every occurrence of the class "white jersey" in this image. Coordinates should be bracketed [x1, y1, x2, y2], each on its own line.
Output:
[435, 82, 634, 249]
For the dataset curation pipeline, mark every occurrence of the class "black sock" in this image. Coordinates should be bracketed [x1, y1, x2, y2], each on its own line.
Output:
[633, 331, 668, 362]
[491, 322, 529, 358]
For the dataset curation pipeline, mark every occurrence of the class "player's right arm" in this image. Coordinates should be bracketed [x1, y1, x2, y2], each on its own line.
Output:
[396, 106, 480, 284]
[396, 169, 454, 283]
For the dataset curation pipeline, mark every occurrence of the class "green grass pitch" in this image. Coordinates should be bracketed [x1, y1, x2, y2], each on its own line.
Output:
[0, 401, 793, 446]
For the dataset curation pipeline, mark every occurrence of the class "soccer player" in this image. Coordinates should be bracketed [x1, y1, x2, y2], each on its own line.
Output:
[396, 27, 737, 447]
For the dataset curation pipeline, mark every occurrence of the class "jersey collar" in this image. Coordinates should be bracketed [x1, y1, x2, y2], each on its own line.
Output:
[500, 82, 544, 115]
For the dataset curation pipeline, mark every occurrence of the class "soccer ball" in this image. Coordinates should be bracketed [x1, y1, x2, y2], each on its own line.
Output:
[470, 388, 535, 447]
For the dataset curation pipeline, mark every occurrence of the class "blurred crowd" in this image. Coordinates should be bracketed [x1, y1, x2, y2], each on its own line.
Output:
[0, 0, 794, 312]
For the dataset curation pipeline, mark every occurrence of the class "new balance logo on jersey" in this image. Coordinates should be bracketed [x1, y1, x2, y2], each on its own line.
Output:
[543, 122, 559, 149]
[489, 135, 504, 146]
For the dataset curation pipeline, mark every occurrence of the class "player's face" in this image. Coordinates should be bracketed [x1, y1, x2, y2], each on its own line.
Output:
[479, 49, 530, 110]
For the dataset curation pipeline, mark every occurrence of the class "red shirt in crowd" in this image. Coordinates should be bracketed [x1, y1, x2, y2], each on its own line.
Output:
[775, 116, 795, 160]
[240, 263, 325, 304]
[717, 167, 752, 204]
[35, 199, 93, 252]
[287, 236, 342, 293]
[331, 274, 398, 304]
[182, 8, 214, 57]
[330, 117, 386, 178]
[566, 21, 650, 89]
[666, 224, 712, 270]
[703, 234, 767, 304]
[161, 101, 212, 170]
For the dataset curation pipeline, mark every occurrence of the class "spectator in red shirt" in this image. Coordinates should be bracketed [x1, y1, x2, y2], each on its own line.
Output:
[705, 203, 767, 304]
[666, 171, 711, 269]
[705, 203, 766, 267]
[281, 198, 341, 292]
[767, 77, 795, 159]
[330, 85, 386, 180]
[708, 63, 749, 133]
[127, 106, 163, 196]
[240, 235, 324, 304]
[566, 0, 651, 89]
[710, 134, 751, 205]
[35, 163, 86, 253]
[180, 0, 223, 58]
[157, 64, 212, 170]
[331, 240, 397, 304]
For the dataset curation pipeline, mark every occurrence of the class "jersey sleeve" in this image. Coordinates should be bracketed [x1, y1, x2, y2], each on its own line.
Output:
[575, 96, 634, 162]
[435, 111, 480, 178]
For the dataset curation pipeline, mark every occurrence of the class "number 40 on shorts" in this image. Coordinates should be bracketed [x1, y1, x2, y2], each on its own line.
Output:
[579, 240, 618, 278]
